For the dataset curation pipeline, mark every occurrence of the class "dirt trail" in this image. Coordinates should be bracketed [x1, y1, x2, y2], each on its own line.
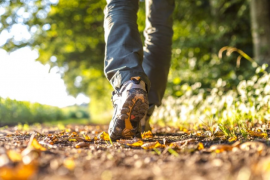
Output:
[0, 125, 270, 180]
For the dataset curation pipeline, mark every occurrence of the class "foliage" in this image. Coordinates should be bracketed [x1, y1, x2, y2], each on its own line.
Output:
[0, 0, 265, 124]
[0, 97, 89, 125]
[168, 0, 254, 97]
[152, 60, 270, 137]
[0, 0, 254, 97]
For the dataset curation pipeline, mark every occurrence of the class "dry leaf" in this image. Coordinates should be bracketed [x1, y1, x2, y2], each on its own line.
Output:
[197, 142, 204, 150]
[83, 134, 92, 142]
[97, 131, 110, 141]
[117, 138, 144, 147]
[28, 135, 46, 151]
[75, 142, 90, 148]
[209, 144, 233, 153]
[141, 131, 153, 139]
[127, 140, 144, 147]
[141, 141, 166, 150]
[182, 128, 191, 135]
[228, 136, 238, 142]
[248, 130, 268, 138]
[68, 137, 84, 142]
[69, 132, 79, 138]
[0, 163, 37, 180]
[6, 150, 22, 162]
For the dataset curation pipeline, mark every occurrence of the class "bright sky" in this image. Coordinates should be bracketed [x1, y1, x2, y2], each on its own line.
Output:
[0, 4, 90, 107]
[0, 47, 90, 107]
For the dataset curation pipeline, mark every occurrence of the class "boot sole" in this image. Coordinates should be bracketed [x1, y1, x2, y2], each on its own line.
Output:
[109, 89, 148, 140]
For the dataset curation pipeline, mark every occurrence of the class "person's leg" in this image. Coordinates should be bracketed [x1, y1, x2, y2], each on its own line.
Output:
[141, 0, 175, 131]
[104, 0, 150, 140]
[104, 0, 150, 91]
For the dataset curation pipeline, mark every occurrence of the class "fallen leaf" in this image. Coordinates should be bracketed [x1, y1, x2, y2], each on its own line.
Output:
[141, 131, 153, 139]
[117, 138, 144, 147]
[0, 163, 37, 180]
[127, 140, 144, 147]
[83, 134, 92, 142]
[248, 130, 268, 138]
[182, 128, 191, 135]
[228, 136, 238, 142]
[28, 135, 46, 151]
[209, 144, 233, 153]
[75, 142, 90, 148]
[197, 142, 204, 150]
[6, 150, 22, 162]
[97, 131, 110, 141]
[69, 132, 79, 138]
[141, 141, 166, 150]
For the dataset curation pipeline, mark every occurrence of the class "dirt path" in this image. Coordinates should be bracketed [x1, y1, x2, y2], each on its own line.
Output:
[0, 125, 270, 180]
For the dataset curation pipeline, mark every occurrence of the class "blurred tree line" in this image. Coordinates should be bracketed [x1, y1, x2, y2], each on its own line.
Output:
[0, 97, 89, 125]
[0, 0, 270, 120]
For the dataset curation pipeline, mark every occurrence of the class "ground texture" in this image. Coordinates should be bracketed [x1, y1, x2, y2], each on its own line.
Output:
[1, 124, 270, 180]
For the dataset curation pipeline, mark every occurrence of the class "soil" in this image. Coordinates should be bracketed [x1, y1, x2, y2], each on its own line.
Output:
[1, 124, 270, 180]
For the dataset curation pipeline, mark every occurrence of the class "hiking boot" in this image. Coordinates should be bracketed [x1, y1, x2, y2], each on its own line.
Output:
[108, 77, 149, 140]
[136, 104, 155, 138]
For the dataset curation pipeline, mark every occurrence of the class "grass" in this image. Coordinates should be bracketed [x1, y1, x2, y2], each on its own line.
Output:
[152, 47, 270, 139]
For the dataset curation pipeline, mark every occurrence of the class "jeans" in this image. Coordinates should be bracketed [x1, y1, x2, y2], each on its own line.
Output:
[104, 0, 175, 115]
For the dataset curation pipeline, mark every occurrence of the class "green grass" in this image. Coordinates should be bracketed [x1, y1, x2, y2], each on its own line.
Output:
[152, 48, 270, 139]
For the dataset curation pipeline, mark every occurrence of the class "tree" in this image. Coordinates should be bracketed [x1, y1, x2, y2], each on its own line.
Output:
[0, 0, 260, 120]
[250, 0, 270, 65]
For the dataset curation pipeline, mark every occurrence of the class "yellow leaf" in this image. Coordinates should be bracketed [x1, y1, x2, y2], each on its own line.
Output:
[69, 132, 79, 138]
[228, 136, 237, 142]
[28, 135, 46, 151]
[6, 150, 22, 162]
[63, 158, 75, 170]
[127, 140, 144, 147]
[141, 131, 153, 139]
[209, 144, 233, 153]
[0, 163, 37, 180]
[248, 130, 268, 138]
[117, 138, 144, 147]
[83, 134, 92, 142]
[97, 131, 110, 141]
[141, 141, 166, 150]
[182, 128, 191, 135]
[69, 139, 77, 142]
[197, 142, 204, 150]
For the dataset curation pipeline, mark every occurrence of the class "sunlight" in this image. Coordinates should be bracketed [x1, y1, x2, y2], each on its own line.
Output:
[0, 47, 89, 107]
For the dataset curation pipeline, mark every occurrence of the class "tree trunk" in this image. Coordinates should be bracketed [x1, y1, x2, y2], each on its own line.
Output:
[250, 0, 270, 65]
